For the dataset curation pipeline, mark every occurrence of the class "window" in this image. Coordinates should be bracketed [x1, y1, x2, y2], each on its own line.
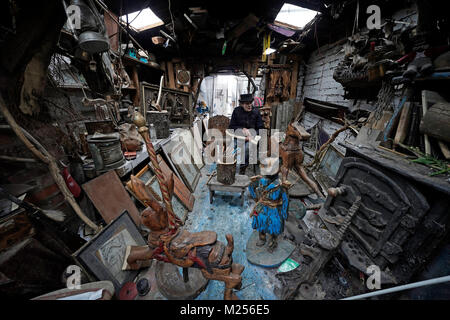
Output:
[274, 3, 319, 30]
[120, 8, 164, 32]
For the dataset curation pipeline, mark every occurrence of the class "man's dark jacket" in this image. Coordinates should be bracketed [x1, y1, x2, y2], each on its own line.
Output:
[228, 106, 264, 134]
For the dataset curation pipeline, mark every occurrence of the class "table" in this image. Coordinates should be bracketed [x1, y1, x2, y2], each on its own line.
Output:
[207, 174, 251, 206]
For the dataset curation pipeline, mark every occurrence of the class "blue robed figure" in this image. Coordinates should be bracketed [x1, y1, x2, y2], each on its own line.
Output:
[248, 158, 289, 252]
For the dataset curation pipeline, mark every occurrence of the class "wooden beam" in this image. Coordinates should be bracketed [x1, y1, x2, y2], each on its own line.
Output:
[226, 14, 259, 40]
[394, 102, 412, 145]
[161, 61, 168, 87]
[104, 11, 119, 53]
[290, 60, 299, 99]
[130, 66, 140, 108]
[167, 61, 176, 89]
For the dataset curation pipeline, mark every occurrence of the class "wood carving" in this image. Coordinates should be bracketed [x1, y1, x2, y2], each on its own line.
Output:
[280, 119, 325, 198]
[124, 112, 244, 300]
[281, 70, 291, 99]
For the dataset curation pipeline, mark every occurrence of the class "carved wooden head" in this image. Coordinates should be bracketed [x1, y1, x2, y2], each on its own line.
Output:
[286, 122, 311, 141]
[141, 202, 168, 231]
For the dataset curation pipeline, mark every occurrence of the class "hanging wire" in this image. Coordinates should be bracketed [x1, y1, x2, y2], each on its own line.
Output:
[352, 0, 360, 36]
[168, 0, 177, 41]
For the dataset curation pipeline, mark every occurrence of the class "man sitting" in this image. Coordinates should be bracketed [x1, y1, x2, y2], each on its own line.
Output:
[228, 94, 264, 175]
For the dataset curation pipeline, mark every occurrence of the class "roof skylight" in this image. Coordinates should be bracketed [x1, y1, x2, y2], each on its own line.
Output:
[275, 3, 319, 30]
[120, 8, 164, 32]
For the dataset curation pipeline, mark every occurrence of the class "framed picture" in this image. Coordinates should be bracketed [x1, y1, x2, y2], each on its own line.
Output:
[168, 142, 201, 193]
[175, 128, 204, 170]
[318, 144, 345, 179]
[160, 137, 184, 180]
[72, 211, 146, 295]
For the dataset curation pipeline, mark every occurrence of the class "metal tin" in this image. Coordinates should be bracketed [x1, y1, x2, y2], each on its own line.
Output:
[87, 133, 125, 172]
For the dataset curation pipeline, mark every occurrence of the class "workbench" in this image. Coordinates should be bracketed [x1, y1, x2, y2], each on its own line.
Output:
[207, 174, 250, 207]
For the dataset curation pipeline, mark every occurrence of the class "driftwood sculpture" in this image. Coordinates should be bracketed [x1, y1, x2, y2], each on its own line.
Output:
[124, 112, 244, 300]
[280, 119, 325, 198]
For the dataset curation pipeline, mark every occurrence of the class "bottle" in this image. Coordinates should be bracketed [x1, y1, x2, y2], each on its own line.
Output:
[149, 123, 157, 140]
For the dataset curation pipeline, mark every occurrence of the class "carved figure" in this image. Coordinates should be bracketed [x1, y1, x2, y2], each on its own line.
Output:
[280, 119, 325, 198]
[248, 157, 289, 252]
[123, 112, 244, 300]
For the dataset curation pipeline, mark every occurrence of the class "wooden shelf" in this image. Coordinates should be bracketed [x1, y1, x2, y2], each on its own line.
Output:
[122, 55, 161, 71]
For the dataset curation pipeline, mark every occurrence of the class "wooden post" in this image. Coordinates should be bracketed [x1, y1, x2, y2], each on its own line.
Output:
[421, 91, 431, 155]
[394, 102, 412, 146]
[133, 112, 181, 229]
[290, 59, 299, 99]
[167, 61, 176, 89]
[131, 65, 140, 109]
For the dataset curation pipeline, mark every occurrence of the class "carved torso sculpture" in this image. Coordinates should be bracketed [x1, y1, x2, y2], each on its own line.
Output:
[280, 121, 325, 198]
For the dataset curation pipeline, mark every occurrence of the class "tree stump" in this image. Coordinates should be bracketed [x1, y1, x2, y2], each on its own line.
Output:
[217, 159, 236, 185]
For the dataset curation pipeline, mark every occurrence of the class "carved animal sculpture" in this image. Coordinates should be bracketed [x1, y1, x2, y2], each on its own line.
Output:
[280, 119, 325, 198]
[124, 175, 244, 300]
[125, 112, 244, 300]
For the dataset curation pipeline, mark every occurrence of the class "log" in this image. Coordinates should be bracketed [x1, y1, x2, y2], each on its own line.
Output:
[420, 102, 450, 143]
[217, 160, 237, 185]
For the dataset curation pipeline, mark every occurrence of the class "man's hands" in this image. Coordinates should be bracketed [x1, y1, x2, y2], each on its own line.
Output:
[242, 128, 251, 141]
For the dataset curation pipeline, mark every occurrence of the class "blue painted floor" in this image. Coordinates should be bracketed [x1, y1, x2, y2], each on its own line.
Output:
[183, 165, 281, 300]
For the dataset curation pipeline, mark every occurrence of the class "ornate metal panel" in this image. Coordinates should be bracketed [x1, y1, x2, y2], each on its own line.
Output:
[320, 156, 432, 284]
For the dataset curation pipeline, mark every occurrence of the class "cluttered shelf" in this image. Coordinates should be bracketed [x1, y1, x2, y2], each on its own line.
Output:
[115, 138, 166, 178]
[122, 54, 161, 71]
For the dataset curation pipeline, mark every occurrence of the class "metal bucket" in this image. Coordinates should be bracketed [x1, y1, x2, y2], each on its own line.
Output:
[87, 133, 125, 173]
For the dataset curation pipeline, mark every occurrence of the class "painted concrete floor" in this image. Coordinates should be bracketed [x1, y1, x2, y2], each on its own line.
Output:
[183, 165, 283, 300]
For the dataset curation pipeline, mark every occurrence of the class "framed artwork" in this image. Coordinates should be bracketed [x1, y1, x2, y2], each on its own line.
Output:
[160, 137, 184, 180]
[168, 142, 201, 193]
[72, 211, 146, 295]
[318, 144, 345, 179]
[175, 128, 204, 170]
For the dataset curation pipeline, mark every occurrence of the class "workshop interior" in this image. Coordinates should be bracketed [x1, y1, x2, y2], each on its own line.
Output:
[0, 0, 449, 301]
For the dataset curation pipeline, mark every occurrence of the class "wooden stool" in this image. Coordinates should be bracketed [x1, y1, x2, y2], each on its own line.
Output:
[207, 174, 250, 207]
